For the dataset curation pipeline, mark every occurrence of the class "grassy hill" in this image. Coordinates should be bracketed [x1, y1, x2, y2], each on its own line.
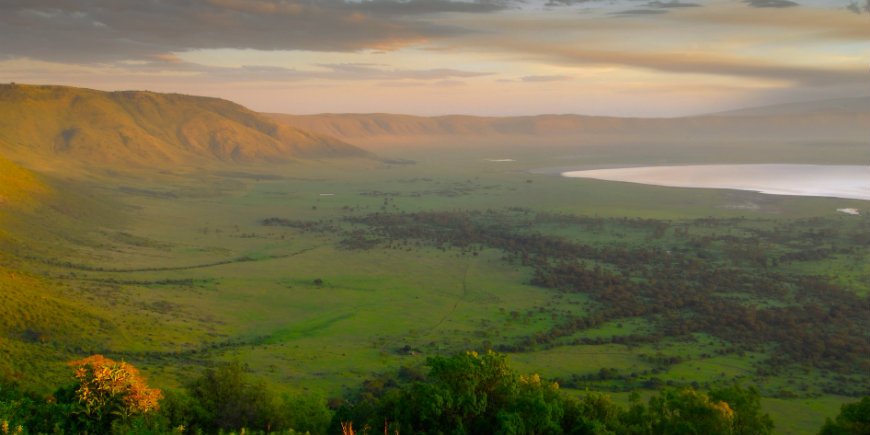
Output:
[0, 84, 370, 168]
[0, 157, 112, 388]
[0, 155, 49, 213]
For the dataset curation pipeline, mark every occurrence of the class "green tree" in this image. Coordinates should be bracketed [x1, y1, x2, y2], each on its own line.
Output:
[281, 392, 333, 435]
[185, 362, 281, 432]
[561, 392, 624, 435]
[343, 351, 575, 434]
[709, 385, 773, 435]
[818, 397, 870, 435]
[632, 388, 735, 435]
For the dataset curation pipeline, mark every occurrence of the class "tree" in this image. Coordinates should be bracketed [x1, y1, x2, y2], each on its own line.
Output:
[709, 385, 773, 435]
[67, 355, 162, 431]
[818, 397, 870, 435]
[343, 351, 574, 435]
[635, 388, 735, 435]
[562, 392, 625, 435]
[281, 393, 333, 435]
[185, 362, 281, 432]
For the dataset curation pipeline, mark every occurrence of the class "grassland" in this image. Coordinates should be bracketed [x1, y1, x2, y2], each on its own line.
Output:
[1, 138, 868, 434]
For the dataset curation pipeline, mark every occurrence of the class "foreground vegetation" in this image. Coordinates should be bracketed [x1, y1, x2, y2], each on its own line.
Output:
[3, 351, 866, 434]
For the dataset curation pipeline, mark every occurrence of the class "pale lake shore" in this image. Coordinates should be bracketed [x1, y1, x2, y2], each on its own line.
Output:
[562, 164, 870, 201]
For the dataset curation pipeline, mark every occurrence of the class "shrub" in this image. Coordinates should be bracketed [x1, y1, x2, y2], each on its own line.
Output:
[67, 355, 162, 431]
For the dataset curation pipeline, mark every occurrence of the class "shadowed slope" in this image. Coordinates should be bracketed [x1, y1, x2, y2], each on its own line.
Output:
[0, 84, 370, 168]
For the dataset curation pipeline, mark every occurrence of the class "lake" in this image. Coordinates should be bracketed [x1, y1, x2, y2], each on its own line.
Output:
[562, 164, 870, 201]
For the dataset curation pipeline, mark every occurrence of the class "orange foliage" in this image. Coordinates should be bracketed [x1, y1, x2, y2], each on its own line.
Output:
[68, 355, 162, 417]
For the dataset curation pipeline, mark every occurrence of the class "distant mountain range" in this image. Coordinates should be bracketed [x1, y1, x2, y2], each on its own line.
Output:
[1, 84, 865, 167]
[0, 84, 370, 168]
[269, 97, 870, 147]
[709, 97, 870, 117]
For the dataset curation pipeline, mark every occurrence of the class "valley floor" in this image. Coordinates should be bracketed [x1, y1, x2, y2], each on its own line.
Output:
[2, 145, 868, 434]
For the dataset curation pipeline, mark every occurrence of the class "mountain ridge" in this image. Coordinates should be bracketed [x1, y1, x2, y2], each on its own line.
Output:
[0, 84, 371, 168]
[708, 96, 870, 117]
[268, 97, 870, 146]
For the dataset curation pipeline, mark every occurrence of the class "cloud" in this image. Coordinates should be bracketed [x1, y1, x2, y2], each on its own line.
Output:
[846, 0, 870, 13]
[16, 56, 491, 84]
[0, 1, 509, 63]
[1, 0, 867, 117]
[432, 79, 467, 87]
[149, 54, 183, 64]
[372, 78, 470, 87]
[612, 1, 701, 16]
[647, 1, 702, 8]
[544, 0, 701, 8]
[493, 42, 868, 86]
[0, 53, 494, 88]
[543, 0, 593, 5]
[676, 4, 870, 40]
[311, 63, 492, 80]
[520, 75, 573, 82]
[352, 0, 511, 15]
[614, 9, 669, 16]
[744, 0, 799, 8]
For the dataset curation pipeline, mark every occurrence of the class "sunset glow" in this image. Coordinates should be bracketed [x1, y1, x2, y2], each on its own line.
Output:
[2, 0, 868, 116]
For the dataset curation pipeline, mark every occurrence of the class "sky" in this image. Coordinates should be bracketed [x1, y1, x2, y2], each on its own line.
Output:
[1, 0, 868, 117]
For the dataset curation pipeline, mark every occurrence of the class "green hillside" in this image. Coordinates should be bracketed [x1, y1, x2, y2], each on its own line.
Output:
[0, 157, 107, 388]
[0, 84, 370, 168]
[0, 155, 49, 212]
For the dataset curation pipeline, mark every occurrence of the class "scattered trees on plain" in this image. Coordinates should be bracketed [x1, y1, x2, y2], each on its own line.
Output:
[334, 350, 778, 435]
[332, 210, 869, 384]
[1, 352, 867, 434]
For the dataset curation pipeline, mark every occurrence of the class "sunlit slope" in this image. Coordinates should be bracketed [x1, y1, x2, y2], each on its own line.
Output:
[0, 154, 49, 212]
[0, 158, 114, 388]
[0, 84, 369, 167]
[0, 262, 115, 387]
[270, 97, 870, 146]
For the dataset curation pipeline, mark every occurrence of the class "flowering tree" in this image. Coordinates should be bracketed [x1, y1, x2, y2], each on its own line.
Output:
[68, 355, 162, 426]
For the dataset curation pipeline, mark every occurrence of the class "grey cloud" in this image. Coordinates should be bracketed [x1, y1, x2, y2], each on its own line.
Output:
[100, 58, 492, 83]
[613, 1, 701, 16]
[614, 9, 669, 16]
[744, 0, 799, 8]
[547, 0, 702, 13]
[544, 0, 597, 5]
[846, 0, 870, 13]
[647, 1, 701, 8]
[0, 0, 506, 63]
[672, 6, 870, 40]
[354, 0, 511, 15]
[545, 0, 701, 6]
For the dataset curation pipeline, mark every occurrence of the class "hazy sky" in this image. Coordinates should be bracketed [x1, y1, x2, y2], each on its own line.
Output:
[1, 0, 868, 116]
